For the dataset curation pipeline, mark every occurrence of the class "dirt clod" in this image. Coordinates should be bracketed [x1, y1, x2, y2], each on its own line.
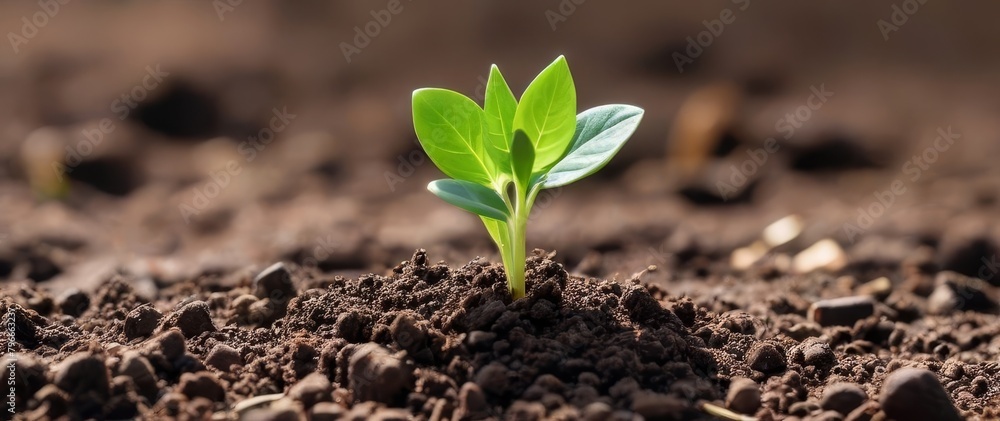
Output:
[177, 371, 226, 402]
[879, 367, 960, 421]
[287, 372, 333, 408]
[726, 377, 761, 414]
[56, 288, 90, 317]
[161, 300, 216, 338]
[820, 383, 867, 416]
[347, 343, 413, 405]
[124, 304, 163, 341]
[205, 343, 243, 372]
[747, 341, 787, 374]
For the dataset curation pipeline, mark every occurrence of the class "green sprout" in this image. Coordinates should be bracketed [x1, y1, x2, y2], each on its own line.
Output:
[412, 56, 644, 299]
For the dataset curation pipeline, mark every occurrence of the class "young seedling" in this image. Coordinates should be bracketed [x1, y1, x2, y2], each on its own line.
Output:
[412, 56, 643, 299]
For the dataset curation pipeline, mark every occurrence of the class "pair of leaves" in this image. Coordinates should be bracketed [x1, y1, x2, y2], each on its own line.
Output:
[414, 56, 644, 223]
[427, 104, 644, 221]
[414, 56, 575, 189]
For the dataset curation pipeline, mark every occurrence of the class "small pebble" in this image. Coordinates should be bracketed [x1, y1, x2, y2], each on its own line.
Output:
[118, 351, 158, 400]
[747, 341, 786, 374]
[726, 377, 761, 414]
[205, 344, 243, 372]
[152, 329, 187, 362]
[348, 343, 413, 405]
[793, 239, 847, 273]
[124, 304, 162, 341]
[54, 353, 110, 399]
[880, 367, 961, 421]
[288, 372, 332, 408]
[457, 382, 490, 419]
[253, 262, 297, 301]
[809, 296, 875, 327]
[178, 372, 226, 402]
[57, 288, 90, 317]
[309, 402, 346, 421]
[474, 363, 510, 395]
[162, 301, 217, 338]
[821, 383, 867, 415]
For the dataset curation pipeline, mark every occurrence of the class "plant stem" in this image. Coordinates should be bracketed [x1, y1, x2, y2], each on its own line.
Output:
[507, 188, 528, 299]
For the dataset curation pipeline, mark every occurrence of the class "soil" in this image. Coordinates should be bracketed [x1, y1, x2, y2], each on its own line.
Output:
[3, 2, 1000, 421]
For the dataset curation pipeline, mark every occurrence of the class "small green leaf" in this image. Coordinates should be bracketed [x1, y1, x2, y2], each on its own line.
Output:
[413, 88, 494, 186]
[510, 130, 535, 191]
[483, 65, 518, 178]
[540, 104, 644, 189]
[513, 55, 576, 174]
[427, 179, 509, 221]
[481, 216, 508, 250]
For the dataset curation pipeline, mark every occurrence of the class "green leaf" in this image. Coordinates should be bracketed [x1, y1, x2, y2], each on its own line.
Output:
[540, 104, 644, 189]
[510, 130, 535, 192]
[483, 65, 518, 179]
[512, 55, 576, 174]
[413, 88, 494, 186]
[481, 216, 508, 250]
[427, 179, 509, 221]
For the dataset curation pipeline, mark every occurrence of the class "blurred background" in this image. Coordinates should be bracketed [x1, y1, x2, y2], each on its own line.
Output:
[2, 1, 1000, 293]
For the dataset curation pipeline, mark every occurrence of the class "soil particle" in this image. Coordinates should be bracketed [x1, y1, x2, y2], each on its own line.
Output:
[389, 312, 427, 356]
[160, 300, 216, 338]
[205, 343, 243, 372]
[457, 382, 491, 419]
[347, 342, 414, 405]
[117, 350, 158, 401]
[791, 338, 837, 371]
[631, 391, 687, 420]
[124, 303, 162, 341]
[927, 271, 998, 314]
[53, 352, 111, 417]
[309, 402, 346, 421]
[287, 372, 333, 408]
[845, 401, 879, 421]
[56, 288, 90, 317]
[149, 328, 187, 362]
[808, 296, 875, 327]
[726, 377, 761, 414]
[475, 362, 511, 396]
[253, 262, 297, 301]
[747, 341, 787, 374]
[879, 367, 961, 421]
[820, 383, 867, 415]
[582, 402, 614, 420]
[177, 371, 226, 402]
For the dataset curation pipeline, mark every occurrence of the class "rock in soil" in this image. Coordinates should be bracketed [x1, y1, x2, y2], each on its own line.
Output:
[346, 342, 414, 405]
[177, 371, 226, 402]
[160, 300, 217, 338]
[820, 383, 867, 415]
[287, 372, 333, 408]
[124, 304, 163, 341]
[204, 343, 243, 372]
[880, 367, 961, 421]
[726, 377, 761, 414]
[808, 296, 875, 327]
